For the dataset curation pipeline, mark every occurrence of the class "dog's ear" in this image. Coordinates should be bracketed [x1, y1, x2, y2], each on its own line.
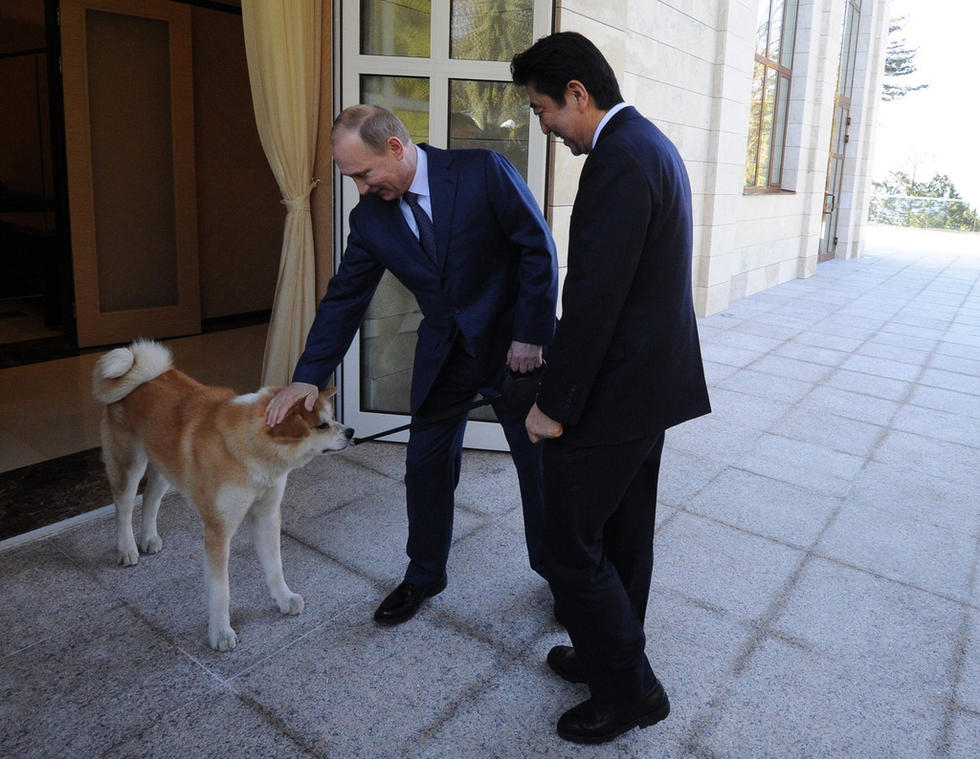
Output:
[321, 385, 338, 400]
[269, 413, 310, 442]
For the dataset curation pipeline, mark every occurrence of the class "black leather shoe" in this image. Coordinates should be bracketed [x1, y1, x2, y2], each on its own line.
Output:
[373, 578, 447, 625]
[547, 645, 587, 684]
[556, 680, 670, 744]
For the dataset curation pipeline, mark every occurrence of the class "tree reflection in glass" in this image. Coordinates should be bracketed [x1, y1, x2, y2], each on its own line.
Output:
[361, 0, 431, 58]
[449, 79, 528, 179]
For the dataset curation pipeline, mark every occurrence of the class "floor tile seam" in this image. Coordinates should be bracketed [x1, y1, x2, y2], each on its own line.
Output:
[723, 460, 855, 498]
[0, 594, 130, 662]
[780, 396, 902, 431]
[658, 460, 732, 516]
[758, 411, 891, 460]
[652, 586, 781, 653]
[279, 527, 392, 593]
[876, 412, 980, 454]
[803, 549, 979, 611]
[936, 532, 980, 758]
[809, 259, 946, 352]
[886, 411, 980, 449]
[904, 389, 980, 421]
[425, 592, 547, 663]
[726, 497, 847, 677]
[738, 354, 839, 388]
[821, 282, 946, 452]
[285, 472, 405, 523]
[843, 410, 899, 495]
[296, 469, 401, 517]
[341, 451, 406, 482]
[225, 687, 329, 759]
[405, 651, 516, 748]
[108, 598, 245, 691]
[220, 593, 380, 686]
[94, 689, 218, 759]
[454, 497, 520, 520]
[700, 457, 853, 501]
[670, 505, 818, 557]
[666, 569, 847, 759]
[654, 503, 686, 535]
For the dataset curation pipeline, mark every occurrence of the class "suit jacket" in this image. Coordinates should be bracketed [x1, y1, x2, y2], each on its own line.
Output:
[535, 107, 710, 445]
[292, 144, 558, 413]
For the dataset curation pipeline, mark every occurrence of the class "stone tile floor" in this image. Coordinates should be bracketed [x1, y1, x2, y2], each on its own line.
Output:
[1, 226, 977, 758]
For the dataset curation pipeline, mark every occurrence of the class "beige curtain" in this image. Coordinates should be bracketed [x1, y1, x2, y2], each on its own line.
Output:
[242, 0, 322, 387]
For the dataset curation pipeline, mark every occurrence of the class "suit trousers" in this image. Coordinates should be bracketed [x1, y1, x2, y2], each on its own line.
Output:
[542, 430, 665, 706]
[403, 339, 545, 587]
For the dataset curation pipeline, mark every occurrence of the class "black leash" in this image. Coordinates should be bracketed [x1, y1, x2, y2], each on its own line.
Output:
[351, 395, 494, 445]
[351, 363, 545, 446]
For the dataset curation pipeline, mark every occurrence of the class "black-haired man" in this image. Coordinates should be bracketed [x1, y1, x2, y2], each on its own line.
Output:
[512, 32, 711, 744]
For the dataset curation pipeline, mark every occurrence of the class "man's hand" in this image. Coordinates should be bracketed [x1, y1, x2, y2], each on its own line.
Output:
[525, 402, 563, 443]
[507, 341, 543, 373]
[265, 382, 319, 427]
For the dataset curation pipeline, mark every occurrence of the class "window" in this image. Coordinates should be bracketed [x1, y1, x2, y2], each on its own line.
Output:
[338, 0, 551, 447]
[745, 0, 799, 190]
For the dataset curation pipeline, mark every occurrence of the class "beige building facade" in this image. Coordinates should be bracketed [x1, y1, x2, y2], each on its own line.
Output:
[545, 0, 891, 316]
[327, 0, 893, 442]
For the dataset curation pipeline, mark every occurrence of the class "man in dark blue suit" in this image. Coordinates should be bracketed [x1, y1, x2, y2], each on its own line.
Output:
[266, 105, 558, 625]
[512, 33, 711, 744]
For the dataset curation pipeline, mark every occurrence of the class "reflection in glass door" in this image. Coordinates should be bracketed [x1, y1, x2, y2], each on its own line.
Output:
[339, 0, 551, 448]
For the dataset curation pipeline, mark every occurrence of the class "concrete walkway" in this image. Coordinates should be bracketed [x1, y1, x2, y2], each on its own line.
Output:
[1, 226, 977, 758]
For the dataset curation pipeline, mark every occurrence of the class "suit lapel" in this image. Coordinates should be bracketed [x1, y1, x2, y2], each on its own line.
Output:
[421, 144, 457, 272]
[383, 197, 422, 254]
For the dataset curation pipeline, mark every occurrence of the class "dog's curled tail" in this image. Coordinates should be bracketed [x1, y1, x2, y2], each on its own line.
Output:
[92, 339, 173, 405]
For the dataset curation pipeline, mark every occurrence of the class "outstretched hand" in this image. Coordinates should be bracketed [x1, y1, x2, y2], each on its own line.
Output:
[265, 382, 319, 427]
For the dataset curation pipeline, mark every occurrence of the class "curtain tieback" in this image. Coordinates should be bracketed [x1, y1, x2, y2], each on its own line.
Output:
[281, 178, 320, 213]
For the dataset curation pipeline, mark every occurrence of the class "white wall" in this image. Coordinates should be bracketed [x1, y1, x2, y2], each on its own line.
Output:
[550, 0, 891, 315]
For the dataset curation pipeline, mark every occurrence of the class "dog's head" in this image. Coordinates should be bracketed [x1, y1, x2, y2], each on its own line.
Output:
[268, 387, 354, 455]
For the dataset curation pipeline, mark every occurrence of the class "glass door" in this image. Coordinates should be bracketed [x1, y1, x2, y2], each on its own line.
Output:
[337, 0, 551, 449]
[819, 0, 861, 261]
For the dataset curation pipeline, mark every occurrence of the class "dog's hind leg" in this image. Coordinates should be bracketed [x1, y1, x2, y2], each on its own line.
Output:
[139, 463, 169, 555]
[248, 479, 304, 616]
[101, 415, 147, 567]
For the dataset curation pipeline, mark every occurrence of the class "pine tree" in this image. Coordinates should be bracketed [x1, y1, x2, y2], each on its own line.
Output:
[881, 16, 928, 101]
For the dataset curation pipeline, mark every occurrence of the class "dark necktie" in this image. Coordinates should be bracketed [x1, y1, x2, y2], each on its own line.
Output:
[404, 191, 438, 265]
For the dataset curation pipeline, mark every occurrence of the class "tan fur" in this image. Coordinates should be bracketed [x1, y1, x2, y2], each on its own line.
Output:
[94, 340, 353, 651]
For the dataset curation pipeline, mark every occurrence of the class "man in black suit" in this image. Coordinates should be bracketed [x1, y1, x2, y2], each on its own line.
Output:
[266, 105, 558, 625]
[512, 33, 711, 744]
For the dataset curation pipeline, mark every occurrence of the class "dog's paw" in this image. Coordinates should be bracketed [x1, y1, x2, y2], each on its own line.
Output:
[139, 534, 163, 554]
[209, 626, 238, 652]
[278, 592, 304, 616]
[117, 548, 140, 567]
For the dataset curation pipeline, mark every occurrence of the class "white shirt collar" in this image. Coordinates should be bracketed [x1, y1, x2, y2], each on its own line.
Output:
[592, 102, 629, 149]
[407, 144, 429, 198]
[401, 145, 432, 231]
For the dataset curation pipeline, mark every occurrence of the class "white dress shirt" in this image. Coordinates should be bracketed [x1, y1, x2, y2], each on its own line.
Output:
[592, 102, 629, 150]
[400, 145, 432, 237]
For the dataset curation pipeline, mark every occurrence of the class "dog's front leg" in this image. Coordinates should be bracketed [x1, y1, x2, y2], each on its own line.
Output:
[248, 480, 304, 616]
[203, 523, 237, 651]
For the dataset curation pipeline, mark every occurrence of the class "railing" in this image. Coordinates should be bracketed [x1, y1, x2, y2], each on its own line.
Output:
[869, 194, 979, 232]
